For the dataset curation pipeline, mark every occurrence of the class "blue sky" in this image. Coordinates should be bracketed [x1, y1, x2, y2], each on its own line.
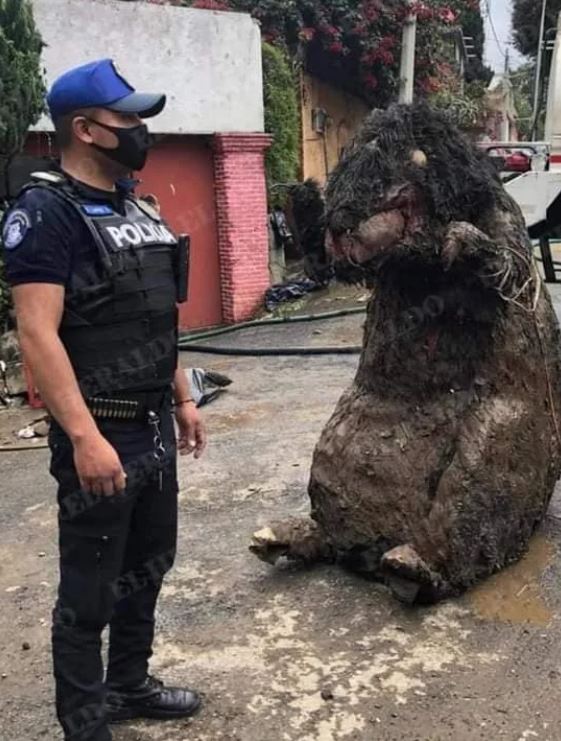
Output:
[483, 0, 526, 71]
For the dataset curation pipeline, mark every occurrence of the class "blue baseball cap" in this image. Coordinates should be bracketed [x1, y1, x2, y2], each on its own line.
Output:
[47, 59, 166, 120]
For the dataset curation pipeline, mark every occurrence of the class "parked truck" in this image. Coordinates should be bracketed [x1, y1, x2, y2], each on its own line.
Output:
[479, 12, 561, 282]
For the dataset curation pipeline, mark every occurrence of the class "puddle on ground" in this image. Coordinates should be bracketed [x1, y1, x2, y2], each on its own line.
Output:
[469, 535, 555, 626]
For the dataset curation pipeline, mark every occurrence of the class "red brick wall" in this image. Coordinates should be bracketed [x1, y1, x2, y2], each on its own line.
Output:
[213, 133, 272, 324]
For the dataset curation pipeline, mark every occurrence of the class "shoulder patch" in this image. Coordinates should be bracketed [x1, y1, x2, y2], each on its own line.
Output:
[2, 209, 32, 250]
[81, 204, 114, 217]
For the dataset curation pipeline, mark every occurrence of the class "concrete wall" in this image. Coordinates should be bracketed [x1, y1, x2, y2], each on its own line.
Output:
[31, 0, 264, 135]
[301, 73, 370, 184]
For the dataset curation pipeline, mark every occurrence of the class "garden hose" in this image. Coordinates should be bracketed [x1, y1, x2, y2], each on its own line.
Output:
[177, 306, 365, 356]
[178, 344, 361, 356]
[178, 306, 366, 343]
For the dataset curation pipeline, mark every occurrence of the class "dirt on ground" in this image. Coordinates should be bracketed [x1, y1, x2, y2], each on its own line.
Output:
[2, 287, 561, 741]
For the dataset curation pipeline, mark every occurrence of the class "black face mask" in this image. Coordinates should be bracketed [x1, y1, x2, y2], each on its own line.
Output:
[88, 119, 152, 171]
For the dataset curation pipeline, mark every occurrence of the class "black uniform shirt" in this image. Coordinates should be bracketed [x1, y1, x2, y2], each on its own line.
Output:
[2, 174, 131, 287]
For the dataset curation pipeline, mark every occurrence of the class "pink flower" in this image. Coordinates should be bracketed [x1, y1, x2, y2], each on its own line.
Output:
[364, 73, 379, 89]
[364, 46, 395, 66]
[191, 0, 230, 9]
[411, 2, 434, 21]
[381, 50, 394, 65]
[380, 35, 397, 49]
[439, 8, 457, 24]
[353, 22, 369, 37]
[324, 24, 339, 37]
[419, 76, 441, 94]
[360, 0, 380, 22]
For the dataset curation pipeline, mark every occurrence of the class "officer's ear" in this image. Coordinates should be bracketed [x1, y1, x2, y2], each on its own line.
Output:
[72, 115, 95, 146]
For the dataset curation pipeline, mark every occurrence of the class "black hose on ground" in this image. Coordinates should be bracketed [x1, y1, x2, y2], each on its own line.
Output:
[178, 306, 365, 357]
[178, 306, 366, 344]
[178, 344, 361, 356]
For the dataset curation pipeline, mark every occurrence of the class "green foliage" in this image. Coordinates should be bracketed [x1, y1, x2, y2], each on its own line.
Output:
[0, 0, 45, 331]
[0, 200, 12, 333]
[512, 0, 561, 59]
[511, 63, 537, 140]
[0, 264, 10, 335]
[0, 0, 45, 163]
[460, 5, 493, 85]
[431, 80, 487, 131]
[262, 42, 300, 202]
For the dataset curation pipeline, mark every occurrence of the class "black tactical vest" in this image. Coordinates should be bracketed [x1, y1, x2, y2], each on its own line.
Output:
[22, 173, 181, 398]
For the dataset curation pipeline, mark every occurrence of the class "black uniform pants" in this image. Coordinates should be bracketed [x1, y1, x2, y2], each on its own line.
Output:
[49, 405, 178, 741]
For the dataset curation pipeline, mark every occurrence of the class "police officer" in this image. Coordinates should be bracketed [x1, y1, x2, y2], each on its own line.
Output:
[2, 60, 207, 741]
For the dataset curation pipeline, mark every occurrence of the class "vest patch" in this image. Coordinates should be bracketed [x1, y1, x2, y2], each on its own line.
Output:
[104, 221, 176, 249]
[82, 204, 114, 217]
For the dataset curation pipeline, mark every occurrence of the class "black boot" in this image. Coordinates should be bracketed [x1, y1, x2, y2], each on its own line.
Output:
[106, 675, 201, 722]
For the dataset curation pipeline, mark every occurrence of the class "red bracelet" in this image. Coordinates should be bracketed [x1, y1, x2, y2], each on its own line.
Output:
[174, 398, 196, 407]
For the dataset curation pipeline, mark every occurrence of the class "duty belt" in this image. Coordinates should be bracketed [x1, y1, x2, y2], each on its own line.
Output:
[86, 390, 169, 422]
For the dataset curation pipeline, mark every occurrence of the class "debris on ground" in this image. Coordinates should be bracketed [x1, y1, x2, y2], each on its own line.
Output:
[265, 278, 325, 312]
[187, 368, 233, 408]
[16, 417, 49, 441]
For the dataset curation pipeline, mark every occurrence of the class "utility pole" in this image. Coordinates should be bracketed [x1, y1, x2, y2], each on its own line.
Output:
[398, 0, 417, 104]
[531, 0, 548, 139]
[502, 48, 512, 142]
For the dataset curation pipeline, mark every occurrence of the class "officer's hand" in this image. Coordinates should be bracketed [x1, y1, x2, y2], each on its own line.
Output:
[175, 403, 207, 459]
[73, 433, 127, 496]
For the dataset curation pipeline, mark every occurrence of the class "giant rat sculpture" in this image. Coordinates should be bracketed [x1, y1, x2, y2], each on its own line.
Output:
[251, 103, 561, 603]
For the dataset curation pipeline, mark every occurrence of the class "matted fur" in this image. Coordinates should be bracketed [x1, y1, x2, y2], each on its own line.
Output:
[251, 104, 561, 603]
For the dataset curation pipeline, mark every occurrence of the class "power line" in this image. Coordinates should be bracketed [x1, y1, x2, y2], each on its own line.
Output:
[484, 0, 507, 59]
[485, 0, 506, 58]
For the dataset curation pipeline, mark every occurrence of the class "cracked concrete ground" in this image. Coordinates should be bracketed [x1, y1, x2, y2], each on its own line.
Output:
[2, 288, 561, 741]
